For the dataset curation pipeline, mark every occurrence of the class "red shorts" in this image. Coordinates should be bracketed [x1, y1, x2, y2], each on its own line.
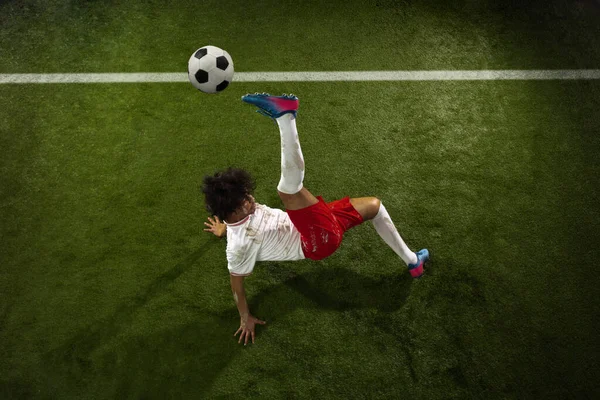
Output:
[286, 196, 364, 260]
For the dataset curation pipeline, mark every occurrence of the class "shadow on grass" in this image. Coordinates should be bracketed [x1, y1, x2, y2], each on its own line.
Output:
[253, 265, 413, 314]
[41, 242, 215, 394]
[115, 267, 417, 398]
[43, 253, 416, 397]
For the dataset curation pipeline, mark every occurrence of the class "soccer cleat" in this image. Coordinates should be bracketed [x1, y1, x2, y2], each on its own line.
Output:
[408, 249, 429, 279]
[241, 93, 299, 119]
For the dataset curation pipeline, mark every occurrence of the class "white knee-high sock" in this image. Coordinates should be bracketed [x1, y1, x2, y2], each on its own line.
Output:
[276, 114, 305, 194]
[372, 203, 418, 266]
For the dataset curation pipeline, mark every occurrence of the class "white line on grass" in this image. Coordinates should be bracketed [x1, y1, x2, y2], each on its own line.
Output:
[1, 70, 600, 83]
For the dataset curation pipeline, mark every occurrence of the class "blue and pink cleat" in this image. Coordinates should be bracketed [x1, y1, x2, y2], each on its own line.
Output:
[408, 249, 429, 279]
[241, 93, 299, 119]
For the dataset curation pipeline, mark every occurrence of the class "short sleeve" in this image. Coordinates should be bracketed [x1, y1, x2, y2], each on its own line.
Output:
[226, 243, 259, 276]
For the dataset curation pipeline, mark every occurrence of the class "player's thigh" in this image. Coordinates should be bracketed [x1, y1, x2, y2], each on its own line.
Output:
[278, 187, 319, 211]
[349, 197, 381, 221]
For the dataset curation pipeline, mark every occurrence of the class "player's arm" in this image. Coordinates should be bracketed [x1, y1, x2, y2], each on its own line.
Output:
[204, 216, 226, 237]
[230, 274, 266, 345]
[230, 274, 250, 319]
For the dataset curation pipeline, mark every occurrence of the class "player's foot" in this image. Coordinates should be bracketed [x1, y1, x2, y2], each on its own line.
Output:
[408, 249, 429, 279]
[241, 93, 299, 119]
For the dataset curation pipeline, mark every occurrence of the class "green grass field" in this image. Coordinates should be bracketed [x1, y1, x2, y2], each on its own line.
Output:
[1, 0, 600, 398]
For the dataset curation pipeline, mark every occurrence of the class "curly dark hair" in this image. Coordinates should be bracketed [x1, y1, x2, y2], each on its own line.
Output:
[202, 167, 256, 221]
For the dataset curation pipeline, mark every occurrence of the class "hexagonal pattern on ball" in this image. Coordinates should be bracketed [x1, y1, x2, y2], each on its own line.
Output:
[195, 69, 209, 84]
[216, 80, 230, 92]
[194, 48, 208, 59]
[216, 56, 229, 71]
[187, 45, 234, 93]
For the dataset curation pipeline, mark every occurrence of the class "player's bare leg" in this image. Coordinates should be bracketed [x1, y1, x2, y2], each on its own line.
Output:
[278, 187, 318, 211]
[349, 197, 381, 221]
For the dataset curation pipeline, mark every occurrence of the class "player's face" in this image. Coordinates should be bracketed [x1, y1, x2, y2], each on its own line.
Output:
[242, 195, 256, 215]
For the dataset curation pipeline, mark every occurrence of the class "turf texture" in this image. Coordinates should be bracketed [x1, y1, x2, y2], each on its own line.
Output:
[1, 0, 599, 398]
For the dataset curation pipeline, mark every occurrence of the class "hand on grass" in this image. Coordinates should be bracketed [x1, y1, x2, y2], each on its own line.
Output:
[234, 314, 266, 345]
[204, 216, 226, 238]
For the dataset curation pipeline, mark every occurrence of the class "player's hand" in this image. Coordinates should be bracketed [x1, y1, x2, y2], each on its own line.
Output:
[204, 216, 226, 238]
[234, 314, 266, 345]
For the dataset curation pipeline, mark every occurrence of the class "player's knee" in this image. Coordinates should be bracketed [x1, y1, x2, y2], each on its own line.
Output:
[356, 197, 380, 221]
[373, 197, 381, 211]
[369, 197, 381, 220]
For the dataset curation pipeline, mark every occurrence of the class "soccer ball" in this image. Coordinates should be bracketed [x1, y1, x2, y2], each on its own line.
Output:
[188, 45, 234, 94]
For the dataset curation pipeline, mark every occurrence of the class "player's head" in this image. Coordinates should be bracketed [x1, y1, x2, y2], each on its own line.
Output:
[202, 167, 256, 221]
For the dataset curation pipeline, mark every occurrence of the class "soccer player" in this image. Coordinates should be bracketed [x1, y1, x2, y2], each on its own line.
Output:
[202, 94, 429, 345]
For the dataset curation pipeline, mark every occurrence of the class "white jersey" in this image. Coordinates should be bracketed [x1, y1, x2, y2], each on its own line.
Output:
[225, 203, 305, 276]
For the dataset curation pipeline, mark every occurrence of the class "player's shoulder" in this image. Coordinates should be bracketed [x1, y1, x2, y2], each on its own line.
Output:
[256, 203, 284, 215]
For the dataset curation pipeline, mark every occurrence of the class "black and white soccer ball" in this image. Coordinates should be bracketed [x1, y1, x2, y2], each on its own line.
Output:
[188, 45, 234, 94]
